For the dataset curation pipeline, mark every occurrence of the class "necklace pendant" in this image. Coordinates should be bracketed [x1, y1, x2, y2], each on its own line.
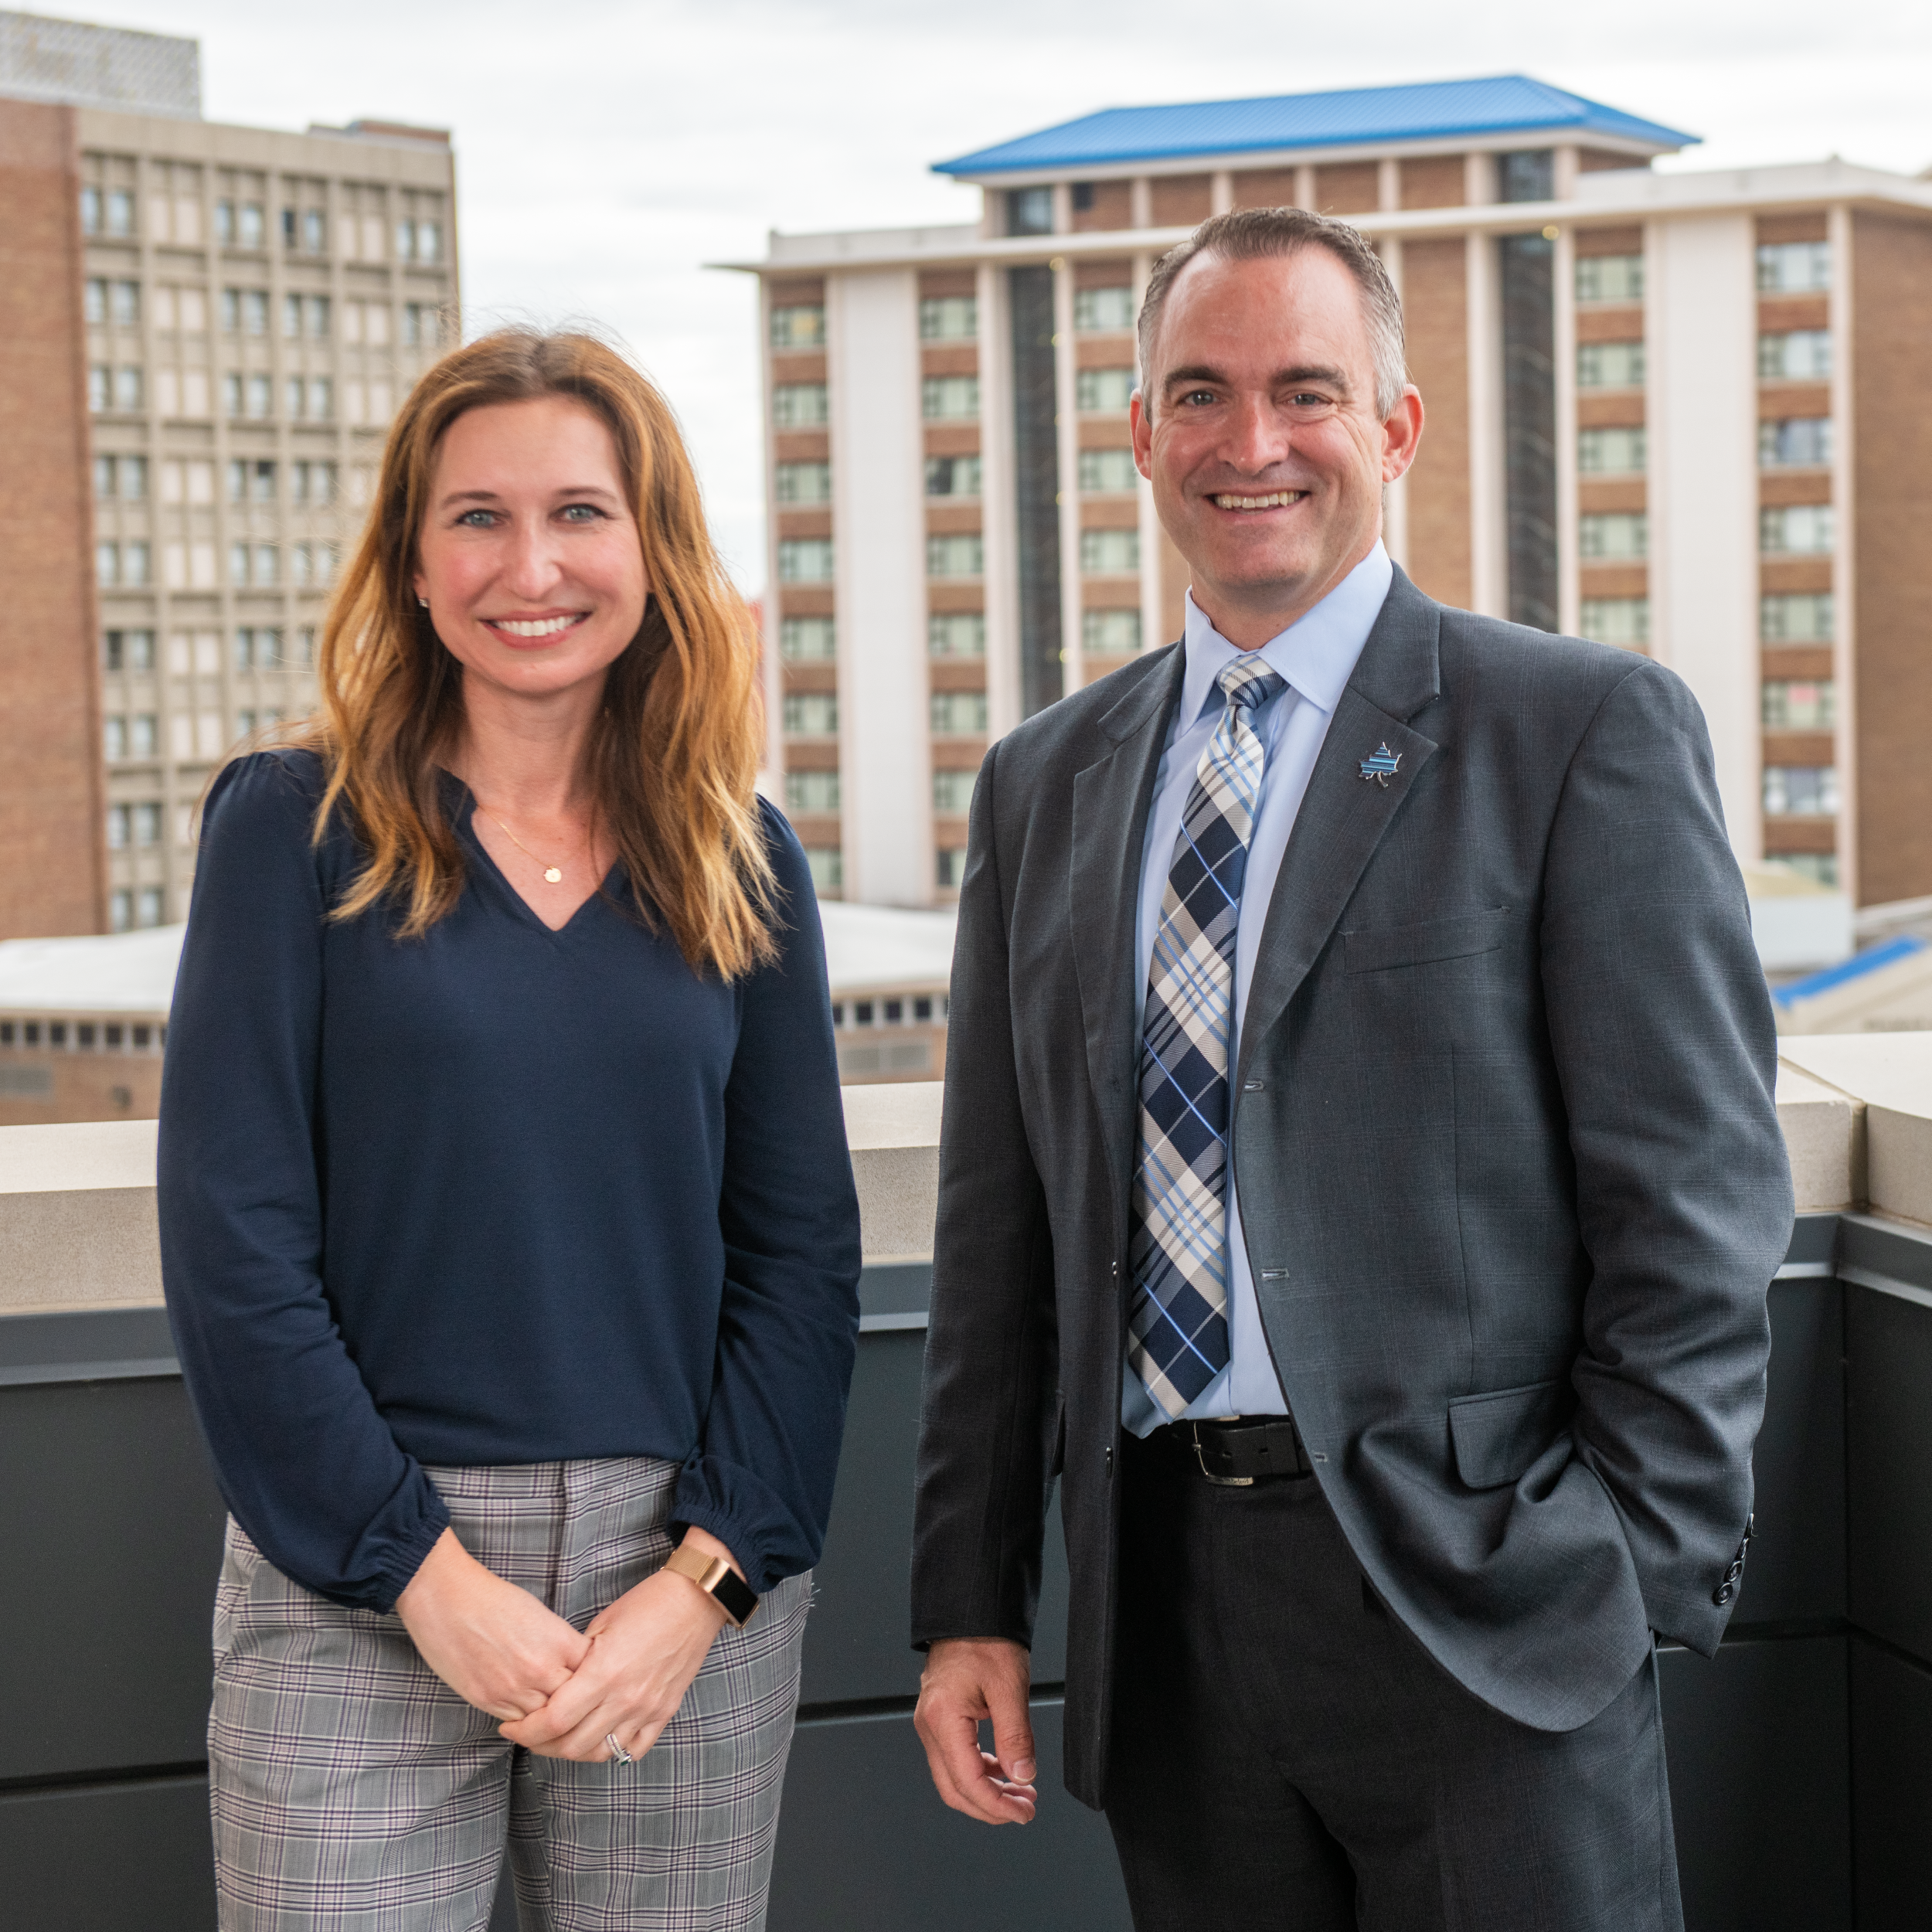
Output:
[543, 866, 563, 883]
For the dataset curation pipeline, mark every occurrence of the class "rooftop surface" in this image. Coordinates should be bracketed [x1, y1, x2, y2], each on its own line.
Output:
[933, 75, 1698, 178]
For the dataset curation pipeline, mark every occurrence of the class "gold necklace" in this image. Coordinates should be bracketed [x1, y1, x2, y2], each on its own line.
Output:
[485, 810, 566, 885]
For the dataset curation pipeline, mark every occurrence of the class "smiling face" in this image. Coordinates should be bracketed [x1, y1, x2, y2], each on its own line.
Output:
[1131, 246, 1423, 648]
[412, 394, 648, 709]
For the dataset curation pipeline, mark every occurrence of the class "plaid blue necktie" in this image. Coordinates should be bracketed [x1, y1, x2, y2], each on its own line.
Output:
[1128, 655, 1287, 1420]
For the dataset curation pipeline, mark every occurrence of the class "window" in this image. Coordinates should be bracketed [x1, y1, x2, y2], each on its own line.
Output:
[1760, 418, 1832, 468]
[101, 631, 121, 671]
[1083, 609, 1143, 655]
[97, 541, 118, 587]
[919, 296, 977, 342]
[87, 366, 109, 410]
[419, 221, 443, 264]
[242, 289, 268, 335]
[1757, 241, 1830, 294]
[110, 279, 140, 325]
[291, 543, 315, 587]
[1080, 529, 1141, 573]
[777, 538, 835, 583]
[252, 461, 277, 502]
[307, 294, 331, 338]
[1760, 505, 1834, 555]
[929, 614, 985, 657]
[922, 376, 980, 420]
[1497, 150, 1555, 202]
[109, 890, 131, 932]
[219, 289, 238, 334]
[80, 185, 101, 233]
[84, 277, 108, 323]
[925, 456, 981, 497]
[107, 189, 134, 236]
[222, 372, 243, 418]
[933, 770, 975, 811]
[775, 461, 833, 503]
[927, 534, 985, 578]
[236, 709, 256, 736]
[1763, 767, 1838, 816]
[119, 455, 148, 499]
[247, 373, 272, 418]
[1577, 427, 1646, 474]
[1770, 853, 1838, 887]
[255, 543, 279, 585]
[282, 292, 303, 338]
[101, 630, 154, 672]
[1579, 598, 1650, 648]
[1076, 368, 1136, 413]
[780, 616, 837, 661]
[238, 202, 264, 249]
[294, 628, 316, 667]
[281, 206, 297, 250]
[1759, 331, 1831, 380]
[1579, 512, 1647, 560]
[113, 366, 142, 410]
[235, 628, 256, 671]
[782, 692, 838, 736]
[129, 714, 157, 757]
[937, 847, 970, 888]
[1762, 592, 1834, 641]
[1078, 447, 1139, 492]
[1074, 286, 1134, 332]
[1763, 679, 1836, 730]
[133, 803, 162, 846]
[213, 199, 234, 244]
[136, 888, 165, 929]
[1007, 187, 1054, 236]
[773, 383, 829, 427]
[291, 461, 336, 505]
[784, 770, 841, 812]
[304, 208, 326, 253]
[1576, 253, 1644, 304]
[104, 715, 127, 760]
[930, 691, 990, 734]
[93, 454, 115, 498]
[122, 541, 149, 585]
[286, 376, 306, 419]
[1577, 342, 1645, 389]
[804, 848, 842, 892]
[770, 304, 826, 348]
[107, 804, 129, 849]
[403, 303, 439, 348]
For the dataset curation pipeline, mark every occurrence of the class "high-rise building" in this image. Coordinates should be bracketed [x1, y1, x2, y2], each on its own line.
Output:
[0, 11, 458, 940]
[733, 75, 1932, 910]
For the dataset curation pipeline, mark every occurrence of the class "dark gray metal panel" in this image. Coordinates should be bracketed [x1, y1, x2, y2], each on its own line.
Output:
[0, 1376, 226, 1783]
[1849, 1635, 1932, 1931]
[1658, 1636, 1849, 1932]
[1733, 1280, 1844, 1623]
[1779, 1213, 1839, 1275]
[768, 1699, 1129, 1932]
[800, 1327, 1070, 1708]
[0, 1301, 178, 1385]
[0, 1774, 216, 1931]
[1846, 1284, 1932, 1665]
[858, 1262, 931, 1321]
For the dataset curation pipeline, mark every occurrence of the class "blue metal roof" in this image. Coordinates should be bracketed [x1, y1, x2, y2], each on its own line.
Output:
[1773, 934, 1927, 1009]
[934, 75, 1696, 178]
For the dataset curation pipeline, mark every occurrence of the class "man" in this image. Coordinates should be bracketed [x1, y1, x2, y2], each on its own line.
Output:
[910, 207, 1791, 1930]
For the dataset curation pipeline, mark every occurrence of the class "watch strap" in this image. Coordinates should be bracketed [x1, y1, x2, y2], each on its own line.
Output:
[664, 1543, 758, 1628]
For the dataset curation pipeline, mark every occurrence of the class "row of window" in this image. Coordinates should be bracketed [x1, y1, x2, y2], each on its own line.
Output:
[1576, 596, 1834, 651]
[1572, 242, 1827, 308]
[97, 539, 337, 590]
[97, 282, 443, 346]
[780, 692, 993, 738]
[773, 368, 1138, 430]
[830, 995, 945, 1029]
[777, 529, 1141, 582]
[1573, 331, 1832, 392]
[0, 1015, 162, 1048]
[107, 802, 170, 849]
[776, 447, 1138, 506]
[770, 287, 1139, 354]
[103, 628, 316, 675]
[1765, 767, 1838, 816]
[1577, 507, 1834, 560]
[784, 767, 978, 818]
[106, 705, 294, 763]
[775, 607, 1143, 664]
[83, 182, 446, 267]
[94, 455, 340, 505]
[110, 889, 169, 933]
[1764, 679, 1835, 730]
[90, 366, 346, 421]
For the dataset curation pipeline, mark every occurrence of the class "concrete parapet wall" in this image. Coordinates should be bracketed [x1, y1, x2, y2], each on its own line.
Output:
[0, 1062, 1919, 1315]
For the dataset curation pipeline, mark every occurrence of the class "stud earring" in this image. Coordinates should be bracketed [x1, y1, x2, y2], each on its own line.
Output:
[417, 594, 429, 608]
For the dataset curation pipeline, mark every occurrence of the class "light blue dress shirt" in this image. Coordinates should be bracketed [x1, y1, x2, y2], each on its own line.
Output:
[1121, 541, 1395, 1435]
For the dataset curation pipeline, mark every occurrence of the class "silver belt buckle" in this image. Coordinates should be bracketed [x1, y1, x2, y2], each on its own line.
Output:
[1191, 1421, 1254, 1487]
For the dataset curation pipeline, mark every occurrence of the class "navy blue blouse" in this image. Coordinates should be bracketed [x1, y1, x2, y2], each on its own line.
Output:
[158, 750, 862, 1611]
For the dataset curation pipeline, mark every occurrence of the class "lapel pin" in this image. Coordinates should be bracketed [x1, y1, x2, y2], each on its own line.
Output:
[1359, 743, 1402, 787]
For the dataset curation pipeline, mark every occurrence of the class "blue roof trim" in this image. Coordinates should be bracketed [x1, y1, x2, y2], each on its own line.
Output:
[934, 75, 1697, 178]
[1773, 934, 1927, 1009]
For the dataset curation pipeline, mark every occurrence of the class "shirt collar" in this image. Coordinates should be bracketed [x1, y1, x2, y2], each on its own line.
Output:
[1179, 541, 1394, 729]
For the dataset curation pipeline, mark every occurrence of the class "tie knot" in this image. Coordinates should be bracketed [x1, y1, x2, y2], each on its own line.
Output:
[1218, 655, 1286, 713]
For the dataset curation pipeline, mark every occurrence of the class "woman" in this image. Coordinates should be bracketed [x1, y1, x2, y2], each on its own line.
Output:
[158, 328, 862, 1931]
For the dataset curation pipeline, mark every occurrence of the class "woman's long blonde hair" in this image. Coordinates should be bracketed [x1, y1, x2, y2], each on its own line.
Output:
[298, 327, 774, 977]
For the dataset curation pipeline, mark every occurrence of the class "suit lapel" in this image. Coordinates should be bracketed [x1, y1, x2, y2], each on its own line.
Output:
[1236, 569, 1444, 1087]
[1070, 645, 1187, 1218]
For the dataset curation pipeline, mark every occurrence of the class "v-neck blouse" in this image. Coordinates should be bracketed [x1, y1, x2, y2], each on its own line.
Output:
[158, 750, 862, 1611]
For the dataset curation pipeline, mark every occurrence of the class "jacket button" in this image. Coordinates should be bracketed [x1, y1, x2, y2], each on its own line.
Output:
[1713, 1582, 1735, 1607]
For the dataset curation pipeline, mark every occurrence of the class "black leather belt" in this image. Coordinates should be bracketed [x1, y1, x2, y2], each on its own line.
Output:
[1152, 1415, 1314, 1486]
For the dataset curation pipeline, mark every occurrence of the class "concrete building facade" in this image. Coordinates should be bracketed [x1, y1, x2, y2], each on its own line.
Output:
[0, 12, 458, 940]
[733, 77, 1932, 908]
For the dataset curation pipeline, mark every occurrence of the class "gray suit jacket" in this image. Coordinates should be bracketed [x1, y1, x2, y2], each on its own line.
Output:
[910, 567, 1792, 1808]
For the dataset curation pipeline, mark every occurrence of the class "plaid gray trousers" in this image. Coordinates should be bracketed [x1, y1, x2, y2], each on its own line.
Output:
[209, 1456, 811, 1932]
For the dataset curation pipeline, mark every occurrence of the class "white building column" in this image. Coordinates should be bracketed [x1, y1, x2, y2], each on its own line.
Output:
[1053, 255, 1083, 692]
[978, 262, 1022, 741]
[1552, 225, 1580, 638]
[1378, 235, 1410, 574]
[1464, 231, 1507, 618]
[828, 268, 930, 905]
[1647, 213, 1761, 860]
[1828, 202, 1859, 902]
[1133, 250, 1165, 657]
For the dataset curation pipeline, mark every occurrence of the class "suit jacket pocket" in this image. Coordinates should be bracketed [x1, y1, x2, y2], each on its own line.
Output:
[1342, 906, 1516, 975]
[1449, 1378, 1573, 1490]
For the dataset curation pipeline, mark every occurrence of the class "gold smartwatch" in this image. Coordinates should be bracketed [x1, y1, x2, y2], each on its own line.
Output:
[664, 1543, 759, 1628]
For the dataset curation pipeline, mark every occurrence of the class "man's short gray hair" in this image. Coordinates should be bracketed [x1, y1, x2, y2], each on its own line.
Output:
[1136, 206, 1409, 423]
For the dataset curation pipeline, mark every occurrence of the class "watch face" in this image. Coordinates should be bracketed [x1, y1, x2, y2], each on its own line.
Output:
[713, 1566, 759, 1627]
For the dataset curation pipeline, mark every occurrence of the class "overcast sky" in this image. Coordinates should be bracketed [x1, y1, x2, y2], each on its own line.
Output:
[87, 0, 1932, 586]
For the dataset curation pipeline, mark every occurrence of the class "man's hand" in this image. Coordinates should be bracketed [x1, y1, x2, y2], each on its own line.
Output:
[914, 1637, 1038, 1825]
[395, 1527, 590, 1721]
[498, 1527, 738, 1762]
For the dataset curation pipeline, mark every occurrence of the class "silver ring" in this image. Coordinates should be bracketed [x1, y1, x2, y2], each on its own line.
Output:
[605, 1733, 634, 1767]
